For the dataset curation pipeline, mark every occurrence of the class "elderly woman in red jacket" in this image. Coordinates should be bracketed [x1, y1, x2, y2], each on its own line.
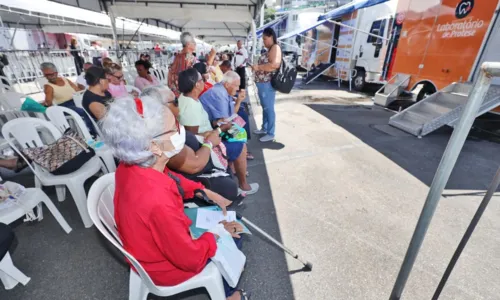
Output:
[100, 95, 250, 300]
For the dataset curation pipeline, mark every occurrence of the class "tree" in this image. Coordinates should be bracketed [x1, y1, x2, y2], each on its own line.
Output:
[263, 7, 276, 25]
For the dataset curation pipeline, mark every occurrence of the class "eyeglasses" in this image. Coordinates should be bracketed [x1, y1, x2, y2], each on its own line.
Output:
[110, 73, 124, 80]
[43, 72, 57, 77]
[153, 119, 180, 138]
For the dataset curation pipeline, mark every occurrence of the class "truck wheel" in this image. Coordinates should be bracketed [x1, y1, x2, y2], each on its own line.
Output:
[416, 85, 436, 101]
[353, 69, 366, 92]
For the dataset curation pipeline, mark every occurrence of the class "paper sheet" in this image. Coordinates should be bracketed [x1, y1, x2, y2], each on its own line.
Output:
[195, 209, 236, 230]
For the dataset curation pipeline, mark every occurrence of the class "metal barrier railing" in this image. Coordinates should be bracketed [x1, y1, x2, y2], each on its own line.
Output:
[0, 49, 173, 95]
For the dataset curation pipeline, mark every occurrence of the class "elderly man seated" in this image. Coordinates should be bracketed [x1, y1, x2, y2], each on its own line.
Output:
[177, 68, 259, 196]
[200, 71, 253, 160]
[99, 95, 250, 300]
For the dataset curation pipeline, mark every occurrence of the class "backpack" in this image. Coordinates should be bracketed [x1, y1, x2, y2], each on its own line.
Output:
[270, 45, 297, 94]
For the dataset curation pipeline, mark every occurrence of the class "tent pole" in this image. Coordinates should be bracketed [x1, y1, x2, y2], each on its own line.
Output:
[108, 9, 119, 55]
[389, 62, 500, 300]
[251, 20, 257, 63]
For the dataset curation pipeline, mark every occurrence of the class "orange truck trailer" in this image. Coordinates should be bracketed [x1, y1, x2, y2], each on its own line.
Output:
[378, 0, 500, 105]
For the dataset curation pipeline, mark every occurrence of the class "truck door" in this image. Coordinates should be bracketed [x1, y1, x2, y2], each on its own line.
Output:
[419, 0, 499, 89]
[360, 19, 387, 61]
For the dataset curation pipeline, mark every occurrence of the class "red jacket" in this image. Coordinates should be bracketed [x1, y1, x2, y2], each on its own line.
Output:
[200, 81, 213, 97]
[114, 164, 216, 286]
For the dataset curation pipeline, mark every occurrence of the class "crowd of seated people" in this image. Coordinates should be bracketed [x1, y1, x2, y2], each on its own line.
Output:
[38, 32, 261, 299]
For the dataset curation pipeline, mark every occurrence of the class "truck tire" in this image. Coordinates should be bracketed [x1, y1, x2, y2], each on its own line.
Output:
[416, 84, 436, 101]
[353, 69, 366, 92]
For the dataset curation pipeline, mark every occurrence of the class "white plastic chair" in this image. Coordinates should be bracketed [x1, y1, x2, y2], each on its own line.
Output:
[125, 85, 141, 95]
[46, 106, 116, 173]
[2, 118, 103, 228]
[0, 188, 72, 233]
[0, 252, 30, 290]
[87, 173, 226, 300]
[72, 90, 85, 108]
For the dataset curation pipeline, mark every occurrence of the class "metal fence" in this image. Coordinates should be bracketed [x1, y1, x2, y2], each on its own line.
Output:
[0, 49, 173, 95]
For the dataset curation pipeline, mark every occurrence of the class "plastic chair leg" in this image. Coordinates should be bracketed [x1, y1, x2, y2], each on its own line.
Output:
[0, 252, 31, 290]
[55, 186, 66, 202]
[204, 274, 226, 300]
[99, 153, 116, 173]
[128, 271, 149, 300]
[40, 193, 72, 234]
[66, 182, 93, 228]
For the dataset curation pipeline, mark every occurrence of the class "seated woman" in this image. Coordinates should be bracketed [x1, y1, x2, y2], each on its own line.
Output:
[177, 68, 259, 195]
[40, 62, 94, 133]
[142, 85, 238, 200]
[134, 60, 159, 91]
[82, 66, 112, 121]
[100, 95, 249, 300]
[193, 62, 213, 96]
[105, 63, 128, 98]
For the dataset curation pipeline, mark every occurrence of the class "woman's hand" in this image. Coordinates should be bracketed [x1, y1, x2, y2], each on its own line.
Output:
[205, 130, 221, 146]
[203, 189, 232, 215]
[220, 220, 243, 238]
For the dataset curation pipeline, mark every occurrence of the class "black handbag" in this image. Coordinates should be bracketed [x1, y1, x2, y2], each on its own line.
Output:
[270, 45, 298, 94]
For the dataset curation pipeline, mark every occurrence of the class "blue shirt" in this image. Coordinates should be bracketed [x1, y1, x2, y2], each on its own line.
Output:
[199, 83, 234, 121]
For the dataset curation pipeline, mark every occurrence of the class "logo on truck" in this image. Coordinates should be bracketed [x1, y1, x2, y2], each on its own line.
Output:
[455, 0, 474, 19]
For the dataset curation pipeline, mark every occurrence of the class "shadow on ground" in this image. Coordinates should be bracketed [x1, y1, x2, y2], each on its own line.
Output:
[0, 117, 295, 300]
[306, 103, 500, 191]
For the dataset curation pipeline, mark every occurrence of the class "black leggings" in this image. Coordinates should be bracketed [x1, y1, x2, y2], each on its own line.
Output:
[0, 223, 14, 259]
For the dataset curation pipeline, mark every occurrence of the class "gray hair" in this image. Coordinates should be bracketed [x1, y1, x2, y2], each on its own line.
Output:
[221, 71, 240, 84]
[99, 95, 167, 167]
[141, 85, 175, 106]
[180, 32, 195, 47]
[40, 62, 57, 72]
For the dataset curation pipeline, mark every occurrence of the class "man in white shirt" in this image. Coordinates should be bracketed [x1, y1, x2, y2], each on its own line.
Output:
[233, 40, 248, 91]
[76, 62, 93, 90]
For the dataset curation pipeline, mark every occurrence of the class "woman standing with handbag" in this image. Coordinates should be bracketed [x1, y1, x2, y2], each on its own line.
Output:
[250, 27, 281, 143]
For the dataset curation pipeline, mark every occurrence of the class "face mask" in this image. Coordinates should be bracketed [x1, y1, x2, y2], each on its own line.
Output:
[163, 125, 186, 158]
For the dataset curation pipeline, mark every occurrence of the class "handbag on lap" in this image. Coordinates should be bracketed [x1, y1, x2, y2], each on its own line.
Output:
[23, 129, 95, 175]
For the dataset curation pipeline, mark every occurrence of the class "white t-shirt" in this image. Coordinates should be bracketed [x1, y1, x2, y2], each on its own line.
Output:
[76, 73, 87, 89]
[178, 94, 213, 134]
[234, 47, 248, 69]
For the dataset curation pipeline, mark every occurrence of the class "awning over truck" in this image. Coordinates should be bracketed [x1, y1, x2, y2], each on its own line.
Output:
[256, 15, 288, 38]
[318, 0, 390, 21]
[277, 19, 327, 41]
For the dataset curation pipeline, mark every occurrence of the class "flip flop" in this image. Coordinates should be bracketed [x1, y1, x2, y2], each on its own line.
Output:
[246, 152, 255, 160]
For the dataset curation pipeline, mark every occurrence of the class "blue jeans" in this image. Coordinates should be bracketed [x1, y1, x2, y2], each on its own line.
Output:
[256, 82, 276, 136]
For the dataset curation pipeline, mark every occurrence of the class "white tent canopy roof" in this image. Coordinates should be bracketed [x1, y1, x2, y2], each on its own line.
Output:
[48, 0, 265, 44]
[0, 0, 192, 42]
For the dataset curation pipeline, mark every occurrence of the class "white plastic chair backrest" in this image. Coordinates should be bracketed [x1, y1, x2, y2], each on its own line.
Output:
[0, 91, 25, 110]
[46, 106, 93, 141]
[73, 90, 85, 108]
[83, 109, 104, 138]
[125, 85, 141, 95]
[1, 117, 62, 176]
[0, 76, 12, 87]
[87, 173, 163, 293]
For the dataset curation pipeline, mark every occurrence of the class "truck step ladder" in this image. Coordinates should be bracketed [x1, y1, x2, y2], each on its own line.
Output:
[373, 73, 411, 106]
[303, 63, 336, 85]
[389, 82, 500, 137]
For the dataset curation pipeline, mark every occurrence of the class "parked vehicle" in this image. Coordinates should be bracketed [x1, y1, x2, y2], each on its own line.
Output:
[378, 0, 500, 105]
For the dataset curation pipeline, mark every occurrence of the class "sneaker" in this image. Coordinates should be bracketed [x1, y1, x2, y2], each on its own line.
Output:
[253, 129, 267, 135]
[259, 135, 275, 142]
[238, 183, 259, 196]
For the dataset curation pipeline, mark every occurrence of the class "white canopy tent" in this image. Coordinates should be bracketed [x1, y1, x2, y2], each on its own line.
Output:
[48, 0, 265, 45]
[0, 0, 210, 43]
